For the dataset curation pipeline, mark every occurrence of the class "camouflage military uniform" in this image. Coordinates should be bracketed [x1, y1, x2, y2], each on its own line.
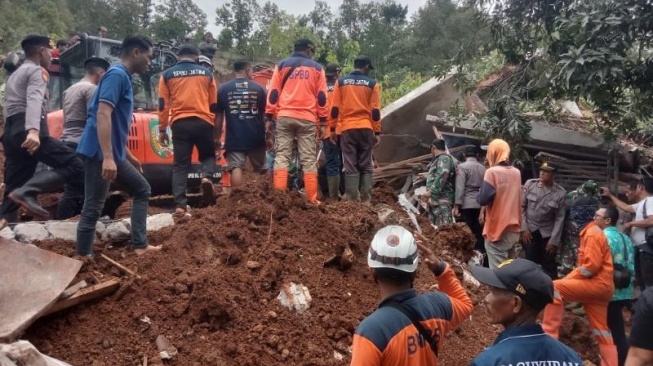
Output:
[426, 153, 456, 227]
[558, 180, 601, 274]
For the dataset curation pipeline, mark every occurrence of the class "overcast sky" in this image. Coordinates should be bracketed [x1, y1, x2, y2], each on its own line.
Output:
[192, 0, 429, 33]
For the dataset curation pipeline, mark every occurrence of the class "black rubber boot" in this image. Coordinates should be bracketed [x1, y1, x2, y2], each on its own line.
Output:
[360, 173, 373, 204]
[8, 170, 65, 219]
[344, 174, 360, 201]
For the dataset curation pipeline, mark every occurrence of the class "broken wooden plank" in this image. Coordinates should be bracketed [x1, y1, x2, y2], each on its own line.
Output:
[43, 278, 121, 316]
[60, 280, 88, 299]
[100, 253, 142, 279]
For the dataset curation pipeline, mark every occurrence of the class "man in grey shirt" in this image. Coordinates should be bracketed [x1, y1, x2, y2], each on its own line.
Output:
[1, 35, 83, 221]
[454, 145, 487, 265]
[57, 57, 110, 219]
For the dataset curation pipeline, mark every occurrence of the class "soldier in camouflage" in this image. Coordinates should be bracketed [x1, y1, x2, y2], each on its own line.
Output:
[424, 139, 456, 227]
[558, 180, 601, 275]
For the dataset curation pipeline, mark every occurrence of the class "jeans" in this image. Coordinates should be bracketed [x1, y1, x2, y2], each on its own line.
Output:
[607, 300, 631, 366]
[322, 138, 342, 177]
[76, 157, 151, 255]
[524, 230, 558, 279]
[171, 118, 216, 209]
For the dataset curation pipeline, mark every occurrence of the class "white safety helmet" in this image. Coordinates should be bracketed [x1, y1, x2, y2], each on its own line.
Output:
[367, 225, 418, 273]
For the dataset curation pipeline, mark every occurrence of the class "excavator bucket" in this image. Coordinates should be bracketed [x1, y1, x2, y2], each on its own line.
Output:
[0, 238, 82, 342]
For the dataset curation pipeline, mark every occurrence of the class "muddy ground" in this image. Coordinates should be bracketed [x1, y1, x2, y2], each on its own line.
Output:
[18, 177, 599, 366]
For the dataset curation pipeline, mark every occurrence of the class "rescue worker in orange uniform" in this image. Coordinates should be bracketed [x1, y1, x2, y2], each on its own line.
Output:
[330, 55, 382, 203]
[265, 38, 328, 204]
[350, 226, 473, 365]
[542, 197, 618, 366]
[158, 45, 219, 219]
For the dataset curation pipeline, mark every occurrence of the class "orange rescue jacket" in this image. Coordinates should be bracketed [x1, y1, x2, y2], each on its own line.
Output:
[158, 60, 218, 130]
[265, 53, 328, 125]
[330, 70, 382, 135]
[567, 222, 615, 296]
[323, 78, 337, 139]
[350, 264, 473, 366]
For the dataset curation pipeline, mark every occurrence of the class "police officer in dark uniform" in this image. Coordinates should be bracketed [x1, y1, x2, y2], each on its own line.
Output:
[1, 35, 84, 220]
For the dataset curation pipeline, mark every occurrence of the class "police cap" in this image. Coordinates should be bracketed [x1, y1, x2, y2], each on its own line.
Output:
[21, 34, 52, 51]
[539, 161, 557, 172]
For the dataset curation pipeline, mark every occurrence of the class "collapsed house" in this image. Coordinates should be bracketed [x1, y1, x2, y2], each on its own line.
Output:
[375, 72, 646, 193]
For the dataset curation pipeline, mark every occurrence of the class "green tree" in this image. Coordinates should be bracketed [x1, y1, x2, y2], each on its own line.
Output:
[444, 0, 653, 142]
[215, 0, 259, 53]
[151, 0, 208, 41]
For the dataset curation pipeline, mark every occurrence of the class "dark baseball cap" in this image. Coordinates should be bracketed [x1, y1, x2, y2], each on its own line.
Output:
[354, 55, 374, 69]
[178, 44, 200, 57]
[431, 138, 446, 150]
[294, 38, 315, 51]
[21, 35, 52, 50]
[84, 57, 111, 70]
[325, 63, 341, 76]
[539, 161, 556, 172]
[471, 258, 554, 311]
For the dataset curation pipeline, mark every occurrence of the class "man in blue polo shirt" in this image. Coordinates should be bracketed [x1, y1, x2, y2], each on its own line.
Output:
[471, 259, 583, 366]
[76, 35, 161, 257]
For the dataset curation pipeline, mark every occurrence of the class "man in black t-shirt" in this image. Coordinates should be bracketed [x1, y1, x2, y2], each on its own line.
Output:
[626, 288, 653, 365]
[215, 59, 267, 188]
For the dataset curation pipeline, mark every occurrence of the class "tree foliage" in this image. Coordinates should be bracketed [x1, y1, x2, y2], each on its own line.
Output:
[443, 0, 653, 144]
[0, 0, 492, 111]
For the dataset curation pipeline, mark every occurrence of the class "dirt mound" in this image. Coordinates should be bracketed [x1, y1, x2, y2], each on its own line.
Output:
[24, 177, 596, 365]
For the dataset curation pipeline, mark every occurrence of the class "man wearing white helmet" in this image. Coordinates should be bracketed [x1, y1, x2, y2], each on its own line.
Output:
[350, 226, 473, 365]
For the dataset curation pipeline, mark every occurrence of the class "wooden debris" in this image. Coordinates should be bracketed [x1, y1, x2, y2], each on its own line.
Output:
[43, 278, 121, 316]
[100, 253, 142, 279]
[60, 280, 88, 299]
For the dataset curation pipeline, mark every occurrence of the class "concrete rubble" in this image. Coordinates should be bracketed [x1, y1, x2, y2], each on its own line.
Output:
[277, 283, 312, 314]
[0, 340, 71, 366]
[6, 213, 175, 244]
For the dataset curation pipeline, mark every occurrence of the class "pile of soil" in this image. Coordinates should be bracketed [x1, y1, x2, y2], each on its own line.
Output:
[24, 177, 597, 365]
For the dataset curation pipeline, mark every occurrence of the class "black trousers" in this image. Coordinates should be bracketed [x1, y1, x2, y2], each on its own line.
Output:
[460, 208, 486, 265]
[635, 249, 653, 290]
[0, 115, 83, 218]
[171, 117, 216, 209]
[608, 300, 631, 366]
[56, 141, 84, 219]
[524, 230, 558, 279]
[340, 128, 375, 175]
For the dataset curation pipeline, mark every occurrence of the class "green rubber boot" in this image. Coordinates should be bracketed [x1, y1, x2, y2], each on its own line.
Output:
[360, 173, 373, 204]
[344, 174, 360, 201]
[327, 176, 341, 201]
